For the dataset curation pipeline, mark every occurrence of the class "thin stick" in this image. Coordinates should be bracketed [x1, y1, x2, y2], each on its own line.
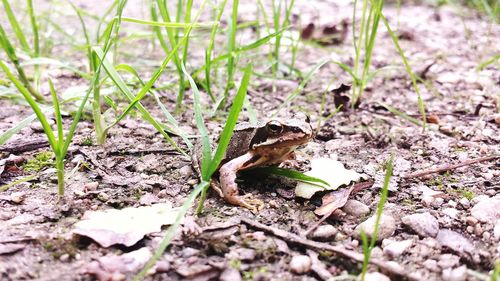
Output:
[403, 155, 499, 179]
[241, 218, 416, 281]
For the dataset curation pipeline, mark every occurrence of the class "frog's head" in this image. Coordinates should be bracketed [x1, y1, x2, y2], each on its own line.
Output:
[251, 113, 313, 150]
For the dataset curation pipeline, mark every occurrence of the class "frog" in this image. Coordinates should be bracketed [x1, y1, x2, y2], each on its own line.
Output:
[193, 114, 313, 212]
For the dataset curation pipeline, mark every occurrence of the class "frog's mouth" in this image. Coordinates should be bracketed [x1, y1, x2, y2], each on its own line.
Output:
[253, 132, 312, 149]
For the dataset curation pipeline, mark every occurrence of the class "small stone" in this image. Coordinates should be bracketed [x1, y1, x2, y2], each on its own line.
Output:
[97, 192, 110, 202]
[354, 214, 396, 242]
[402, 212, 439, 238]
[423, 259, 440, 272]
[30, 119, 55, 132]
[436, 229, 474, 255]
[382, 239, 413, 258]
[359, 272, 391, 281]
[442, 208, 459, 219]
[465, 216, 478, 225]
[290, 255, 311, 274]
[179, 165, 193, 178]
[83, 182, 99, 192]
[187, 179, 198, 186]
[442, 265, 467, 281]
[494, 220, 500, 241]
[432, 197, 444, 207]
[59, 254, 70, 262]
[311, 225, 338, 241]
[220, 268, 242, 281]
[156, 190, 167, 198]
[438, 254, 460, 269]
[466, 226, 474, 234]
[471, 196, 500, 224]
[181, 247, 199, 258]
[474, 224, 483, 236]
[482, 232, 491, 240]
[10, 192, 26, 204]
[459, 197, 470, 209]
[139, 193, 159, 205]
[447, 200, 457, 208]
[342, 200, 370, 217]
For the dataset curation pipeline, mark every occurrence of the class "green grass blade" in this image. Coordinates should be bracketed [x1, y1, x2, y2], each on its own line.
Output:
[114, 63, 192, 148]
[0, 24, 44, 101]
[376, 8, 426, 130]
[48, 79, 63, 152]
[251, 166, 330, 187]
[0, 60, 57, 150]
[274, 58, 330, 116]
[223, 0, 239, 101]
[120, 16, 213, 28]
[204, 0, 227, 100]
[133, 181, 209, 281]
[0, 109, 47, 145]
[26, 0, 39, 56]
[209, 63, 252, 176]
[181, 62, 212, 178]
[92, 47, 188, 156]
[1, 0, 30, 52]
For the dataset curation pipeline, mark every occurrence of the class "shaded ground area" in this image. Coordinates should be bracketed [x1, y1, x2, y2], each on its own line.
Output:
[0, 0, 499, 280]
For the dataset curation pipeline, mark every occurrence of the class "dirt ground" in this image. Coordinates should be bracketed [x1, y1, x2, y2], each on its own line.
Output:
[0, 0, 499, 280]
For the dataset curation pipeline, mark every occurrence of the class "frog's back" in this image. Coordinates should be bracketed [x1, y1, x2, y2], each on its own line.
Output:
[221, 123, 260, 164]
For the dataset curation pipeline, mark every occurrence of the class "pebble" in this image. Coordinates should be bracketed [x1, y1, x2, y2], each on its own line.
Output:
[359, 272, 391, 281]
[30, 119, 55, 132]
[342, 200, 370, 217]
[459, 197, 470, 209]
[179, 165, 193, 178]
[482, 232, 490, 240]
[471, 196, 500, 224]
[494, 220, 500, 241]
[423, 259, 440, 272]
[466, 226, 474, 234]
[382, 239, 413, 258]
[354, 214, 396, 242]
[220, 268, 242, 281]
[442, 208, 459, 219]
[442, 265, 467, 281]
[447, 200, 457, 208]
[83, 182, 99, 192]
[465, 216, 478, 225]
[97, 192, 110, 202]
[474, 224, 483, 236]
[311, 225, 338, 241]
[402, 212, 439, 238]
[438, 254, 460, 269]
[290, 255, 311, 274]
[59, 254, 70, 262]
[436, 229, 474, 255]
[139, 193, 159, 205]
[181, 247, 199, 258]
[10, 192, 26, 204]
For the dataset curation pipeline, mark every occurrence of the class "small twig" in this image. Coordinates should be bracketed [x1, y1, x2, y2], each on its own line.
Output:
[304, 181, 374, 237]
[0, 139, 49, 153]
[403, 155, 499, 179]
[241, 218, 416, 281]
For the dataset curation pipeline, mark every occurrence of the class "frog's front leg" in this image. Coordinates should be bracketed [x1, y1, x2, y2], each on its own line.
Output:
[218, 152, 265, 212]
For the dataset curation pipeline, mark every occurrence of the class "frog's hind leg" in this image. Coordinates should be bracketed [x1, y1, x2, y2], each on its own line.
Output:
[210, 180, 224, 198]
[218, 152, 265, 212]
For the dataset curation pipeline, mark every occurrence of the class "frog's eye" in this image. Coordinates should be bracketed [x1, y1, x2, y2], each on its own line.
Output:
[266, 120, 283, 134]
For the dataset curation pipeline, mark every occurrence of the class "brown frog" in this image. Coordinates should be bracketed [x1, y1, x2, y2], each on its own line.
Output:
[193, 114, 313, 212]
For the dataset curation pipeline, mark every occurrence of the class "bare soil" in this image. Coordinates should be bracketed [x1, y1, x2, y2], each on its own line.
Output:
[0, 1, 499, 281]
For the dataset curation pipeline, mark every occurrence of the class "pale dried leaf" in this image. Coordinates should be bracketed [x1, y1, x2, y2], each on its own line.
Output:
[295, 158, 363, 199]
[73, 203, 179, 247]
